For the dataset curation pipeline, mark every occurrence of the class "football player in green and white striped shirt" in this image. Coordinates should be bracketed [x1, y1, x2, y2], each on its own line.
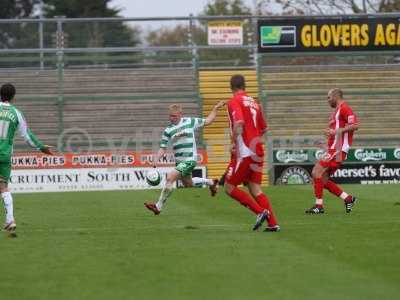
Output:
[0, 83, 53, 235]
[144, 101, 225, 215]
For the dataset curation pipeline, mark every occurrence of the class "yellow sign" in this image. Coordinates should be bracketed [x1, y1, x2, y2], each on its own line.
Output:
[301, 23, 400, 48]
[259, 16, 400, 52]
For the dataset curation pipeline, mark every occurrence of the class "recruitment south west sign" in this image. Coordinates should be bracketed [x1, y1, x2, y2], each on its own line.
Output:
[258, 15, 400, 52]
[9, 151, 208, 193]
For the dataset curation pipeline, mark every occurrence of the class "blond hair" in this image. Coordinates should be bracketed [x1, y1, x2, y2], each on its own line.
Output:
[169, 104, 182, 113]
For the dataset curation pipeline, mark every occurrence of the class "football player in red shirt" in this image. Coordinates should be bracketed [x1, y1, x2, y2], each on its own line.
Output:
[224, 75, 280, 232]
[306, 88, 359, 214]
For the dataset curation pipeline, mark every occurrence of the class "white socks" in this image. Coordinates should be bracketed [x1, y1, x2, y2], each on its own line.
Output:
[156, 184, 173, 211]
[2, 192, 14, 223]
[339, 192, 349, 200]
[155, 178, 214, 211]
[192, 177, 213, 187]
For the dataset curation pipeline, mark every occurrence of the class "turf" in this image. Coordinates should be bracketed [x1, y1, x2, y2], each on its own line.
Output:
[0, 184, 399, 300]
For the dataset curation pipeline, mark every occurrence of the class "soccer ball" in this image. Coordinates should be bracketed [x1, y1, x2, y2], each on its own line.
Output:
[146, 169, 161, 186]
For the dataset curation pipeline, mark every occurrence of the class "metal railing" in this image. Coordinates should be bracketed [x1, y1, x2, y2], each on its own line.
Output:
[0, 15, 259, 70]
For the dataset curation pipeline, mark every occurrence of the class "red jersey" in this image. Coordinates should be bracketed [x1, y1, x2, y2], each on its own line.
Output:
[227, 91, 267, 158]
[327, 101, 358, 153]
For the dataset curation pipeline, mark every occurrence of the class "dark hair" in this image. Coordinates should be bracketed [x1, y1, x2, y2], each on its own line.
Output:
[0, 83, 16, 102]
[230, 74, 246, 91]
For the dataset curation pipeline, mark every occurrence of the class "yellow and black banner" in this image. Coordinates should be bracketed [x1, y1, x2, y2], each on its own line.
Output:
[258, 16, 400, 52]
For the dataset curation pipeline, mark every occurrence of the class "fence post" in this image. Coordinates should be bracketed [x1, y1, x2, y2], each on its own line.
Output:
[38, 21, 44, 69]
[264, 93, 275, 185]
[38, 0, 44, 70]
[189, 14, 204, 147]
[189, 14, 199, 87]
[256, 52, 274, 184]
[251, 15, 258, 67]
[56, 18, 65, 151]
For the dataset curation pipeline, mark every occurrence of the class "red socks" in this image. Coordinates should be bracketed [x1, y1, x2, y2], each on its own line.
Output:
[229, 187, 264, 215]
[313, 177, 324, 199]
[324, 180, 343, 197]
[228, 188, 279, 227]
[255, 194, 278, 226]
[317, 179, 351, 205]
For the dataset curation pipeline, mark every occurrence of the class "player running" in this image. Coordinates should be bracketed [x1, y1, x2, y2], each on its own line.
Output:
[144, 101, 225, 215]
[0, 83, 53, 235]
[224, 74, 279, 232]
[306, 88, 359, 214]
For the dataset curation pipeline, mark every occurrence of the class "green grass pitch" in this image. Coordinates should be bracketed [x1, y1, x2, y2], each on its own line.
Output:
[0, 184, 399, 300]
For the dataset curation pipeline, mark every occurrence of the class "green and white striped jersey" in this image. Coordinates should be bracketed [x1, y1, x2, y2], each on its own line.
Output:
[0, 102, 44, 162]
[160, 117, 206, 163]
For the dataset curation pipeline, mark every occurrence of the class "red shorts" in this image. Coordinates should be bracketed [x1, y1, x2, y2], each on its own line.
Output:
[225, 156, 264, 186]
[318, 150, 347, 175]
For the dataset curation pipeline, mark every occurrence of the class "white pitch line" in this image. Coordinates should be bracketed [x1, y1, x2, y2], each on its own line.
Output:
[17, 224, 249, 233]
[9, 219, 400, 234]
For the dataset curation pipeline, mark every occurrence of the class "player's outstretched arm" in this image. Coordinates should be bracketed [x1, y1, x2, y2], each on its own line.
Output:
[153, 148, 166, 167]
[41, 145, 54, 155]
[155, 128, 170, 167]
[204, 101, 225, 126]
[16, 109, 53, 154]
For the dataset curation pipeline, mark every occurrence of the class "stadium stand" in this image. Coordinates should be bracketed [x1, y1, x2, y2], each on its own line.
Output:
[261, 64, 400, 147]
[0, 67, 200, 152]
[0, 69, 58, 149]
[3, 61, 399, 181]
